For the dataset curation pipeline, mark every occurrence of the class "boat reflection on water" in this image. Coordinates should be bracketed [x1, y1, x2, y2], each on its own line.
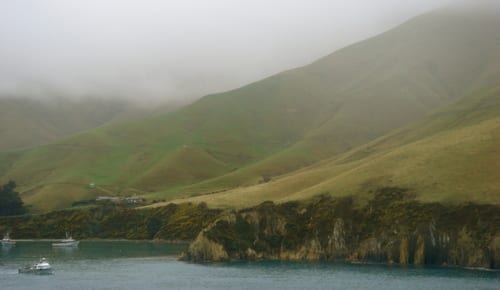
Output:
[53, 244, 79, 255]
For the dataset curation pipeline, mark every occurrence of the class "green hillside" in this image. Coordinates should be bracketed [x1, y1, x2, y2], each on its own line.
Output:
[167, 85, 500, 208]
[146, 4, 500, 199]
[1, 2, 499, 212]
[0, 97, 156, 151]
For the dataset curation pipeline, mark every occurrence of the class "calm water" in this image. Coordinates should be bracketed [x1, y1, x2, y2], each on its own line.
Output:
[0, 241, 498, 290]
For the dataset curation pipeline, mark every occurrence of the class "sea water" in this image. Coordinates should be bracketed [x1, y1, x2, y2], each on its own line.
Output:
[0, 241, 498, 290]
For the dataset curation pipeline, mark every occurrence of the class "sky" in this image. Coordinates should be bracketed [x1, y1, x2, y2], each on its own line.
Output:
[0, 0, 454, 104]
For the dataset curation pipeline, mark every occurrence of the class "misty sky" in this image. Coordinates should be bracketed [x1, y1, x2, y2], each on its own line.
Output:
[0, 0, 454, 103]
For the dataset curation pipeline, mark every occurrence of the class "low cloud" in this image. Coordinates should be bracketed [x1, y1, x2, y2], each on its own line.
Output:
[0, 0, 453, 103]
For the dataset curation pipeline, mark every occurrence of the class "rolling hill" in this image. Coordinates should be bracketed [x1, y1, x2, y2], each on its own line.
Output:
[1, 1, 500, 212]
[169, 84, 500, 208]
[0, 97, 160, 151]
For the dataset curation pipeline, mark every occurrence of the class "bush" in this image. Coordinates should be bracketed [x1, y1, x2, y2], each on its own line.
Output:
[0, 181, 25, 216]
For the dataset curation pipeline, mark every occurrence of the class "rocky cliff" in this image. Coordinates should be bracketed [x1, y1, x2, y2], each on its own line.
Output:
[183, 188, 500, 269]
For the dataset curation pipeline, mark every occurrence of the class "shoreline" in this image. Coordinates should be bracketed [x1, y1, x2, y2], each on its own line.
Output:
[4, 239, 499, 273]
[7, 238, 190, 243]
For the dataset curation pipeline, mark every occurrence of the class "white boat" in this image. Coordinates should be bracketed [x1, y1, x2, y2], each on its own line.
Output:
[18, 257, 53, 275]
[52, 232, 79, 247]
[1, 232, 16, 246]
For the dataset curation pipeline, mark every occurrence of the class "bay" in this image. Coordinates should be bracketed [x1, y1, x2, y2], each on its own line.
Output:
[0, 241, 498, 290]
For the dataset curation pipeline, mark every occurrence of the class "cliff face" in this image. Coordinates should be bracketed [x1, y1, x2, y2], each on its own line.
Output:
[183, 188, 500, 269]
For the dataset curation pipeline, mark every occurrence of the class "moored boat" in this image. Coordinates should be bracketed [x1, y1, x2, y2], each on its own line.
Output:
[1, 232, 16, 246]
[52, 232, 79, 247]
[18, 257, 53, 275]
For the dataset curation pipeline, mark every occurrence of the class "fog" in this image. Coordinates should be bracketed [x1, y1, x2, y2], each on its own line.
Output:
[0, 0, 454, 104]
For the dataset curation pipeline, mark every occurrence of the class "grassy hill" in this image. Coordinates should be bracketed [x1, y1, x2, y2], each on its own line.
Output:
[167, 85, 500, 208]
[0, 97, 159, 151]
[1, 2, 500, 212]
[145, 3, 500, 200]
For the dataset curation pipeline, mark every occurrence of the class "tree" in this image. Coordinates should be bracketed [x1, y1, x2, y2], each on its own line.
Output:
[0, 180, 26, 216]
[147, 216, 163, 239]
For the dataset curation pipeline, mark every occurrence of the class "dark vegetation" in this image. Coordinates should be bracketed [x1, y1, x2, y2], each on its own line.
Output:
[2, 185, 499, 268]
[196, 188, 500, 268]
[0, 202, 221, 241]
[0, 181, 25, 216]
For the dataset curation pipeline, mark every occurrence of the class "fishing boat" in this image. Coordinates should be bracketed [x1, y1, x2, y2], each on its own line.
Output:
[52, 232, 79, 247]
[1, 232, 16, 246]
[18, 257, 53, 275]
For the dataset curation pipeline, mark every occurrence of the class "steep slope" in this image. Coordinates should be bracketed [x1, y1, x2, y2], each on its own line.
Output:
[1, 2, 500, 211]
[172, 85, 500, 208]
[147, 2, 500, 198]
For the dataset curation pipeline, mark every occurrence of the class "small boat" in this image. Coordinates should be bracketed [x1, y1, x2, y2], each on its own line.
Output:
[18, 257, 53, 275]
[52, 232, 79, 247]
[1, 232, 16, 246]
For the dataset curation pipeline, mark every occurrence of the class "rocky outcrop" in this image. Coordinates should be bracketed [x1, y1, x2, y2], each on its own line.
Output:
[183, 232, 229, 262]
[184, 188, 500, 269]
[490, 236, 500, 269]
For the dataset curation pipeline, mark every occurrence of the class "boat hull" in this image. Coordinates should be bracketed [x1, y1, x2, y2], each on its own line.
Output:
[18, 268, 53, 275]
[1, 241, 16, 246]
[52, 241, 80, 247]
